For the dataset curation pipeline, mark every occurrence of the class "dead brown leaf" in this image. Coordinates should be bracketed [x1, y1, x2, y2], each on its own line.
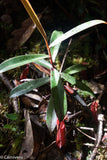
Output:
[6, 15, 41, 52]
[19, 109, 34, 159]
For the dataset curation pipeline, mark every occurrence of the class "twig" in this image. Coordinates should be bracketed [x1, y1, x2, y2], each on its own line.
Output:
[0, 73, 19, 112]
[0, 73, 13, 91]
[65, 110, 83, 122]
[79, 127, 94, 132]
[39, 141, 56, 153]
[76, 127, 96, 141]
[80, 127, 107, 132]
[60, 38, 72, 73]
[104, 128, 107, 132]
[83, 143, 94, 147]
[90, 114, 104, 160]
[11, 97, 19, 113]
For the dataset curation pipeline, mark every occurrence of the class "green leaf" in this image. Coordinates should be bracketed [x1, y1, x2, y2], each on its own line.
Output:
[49, 20, 106, 47]
[4, 124, 12, 129]
[46, 96, 57, 132]
[5, 113, 18, 120]
[3, 124, 17, 132]
[61, 73, 94, 97]
[10, 77, 50, 98]
[0, 54, 48, 73]
[61, 72, 77, 85]
[51, 69, 67, 121]
[50, 30, 63, 62]
[0, 144, 3, 147]
[11, 127, 17, 132]
[36, 59, 52, 69]
[63, 64, 87, 74]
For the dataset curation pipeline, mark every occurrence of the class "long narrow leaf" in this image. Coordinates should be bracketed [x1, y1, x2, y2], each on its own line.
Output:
[50, 30, 63, 62]
[36, 59, 52, 69]
[10, 77, 49, 98]
[20, 0, 47, 41]
[46, 96, 57, 132]
[0, 54, 48, 73]
[51, 69, 67, 121]
[49, 20, 106, 47]
[61, 73, 94, 97]
[20, 0, 53, 65]
[63, 64, 87, 74]
[61, 73, 77, 85]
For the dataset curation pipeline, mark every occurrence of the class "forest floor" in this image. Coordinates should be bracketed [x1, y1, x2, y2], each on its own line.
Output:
[0, 0, 107, 159]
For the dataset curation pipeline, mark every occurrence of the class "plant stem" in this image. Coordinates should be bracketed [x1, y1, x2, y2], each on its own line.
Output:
[60, 38, 72, 73]
[45, 40, 54, 68]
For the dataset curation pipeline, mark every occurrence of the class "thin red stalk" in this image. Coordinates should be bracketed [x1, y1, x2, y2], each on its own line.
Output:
[45, 40, 54, 68]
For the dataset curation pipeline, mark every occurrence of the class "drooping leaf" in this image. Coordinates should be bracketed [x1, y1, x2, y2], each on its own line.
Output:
[51, 69, 67, 121]
[10, 77, 49, 98]
[0, 54, 48, 73]
[46, 96, 57, 132]
[49, 20, 107, 47]
[50, 30, 63, 62]
[5, 113, 18, 120]
[61, 73, 94, 97]
[63, 64, 87, 74]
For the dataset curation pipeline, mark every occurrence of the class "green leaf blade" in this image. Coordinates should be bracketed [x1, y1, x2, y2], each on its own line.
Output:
[36, 59, 52, 69]
[49, 20, 106, 47]
[61, 73, 94, 97]
[10, 77, 49, 98]
[63, 64, 87, 74]
[50, 30, 63, 62]
[51, 69, 67, 121]
[61, 72, 77, 85]
[0, 54, 48, 73]
[5, 113, 18, 120]
[46, 96, 57, 132]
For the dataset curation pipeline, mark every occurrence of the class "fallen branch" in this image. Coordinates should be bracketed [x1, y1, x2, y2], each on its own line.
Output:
[90, 114, 104, 160]
[65, 110, 83, 122]
[39, 141, 56, 153]
[80, 126, 107, 132]
[0, 73, 13, 91]
[0, 73, 19, 112]
[79, 127, 94, 132]
[76, 127, 96, 141]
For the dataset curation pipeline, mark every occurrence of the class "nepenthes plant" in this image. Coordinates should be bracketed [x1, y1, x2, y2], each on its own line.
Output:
[0, 0, 107, 150]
